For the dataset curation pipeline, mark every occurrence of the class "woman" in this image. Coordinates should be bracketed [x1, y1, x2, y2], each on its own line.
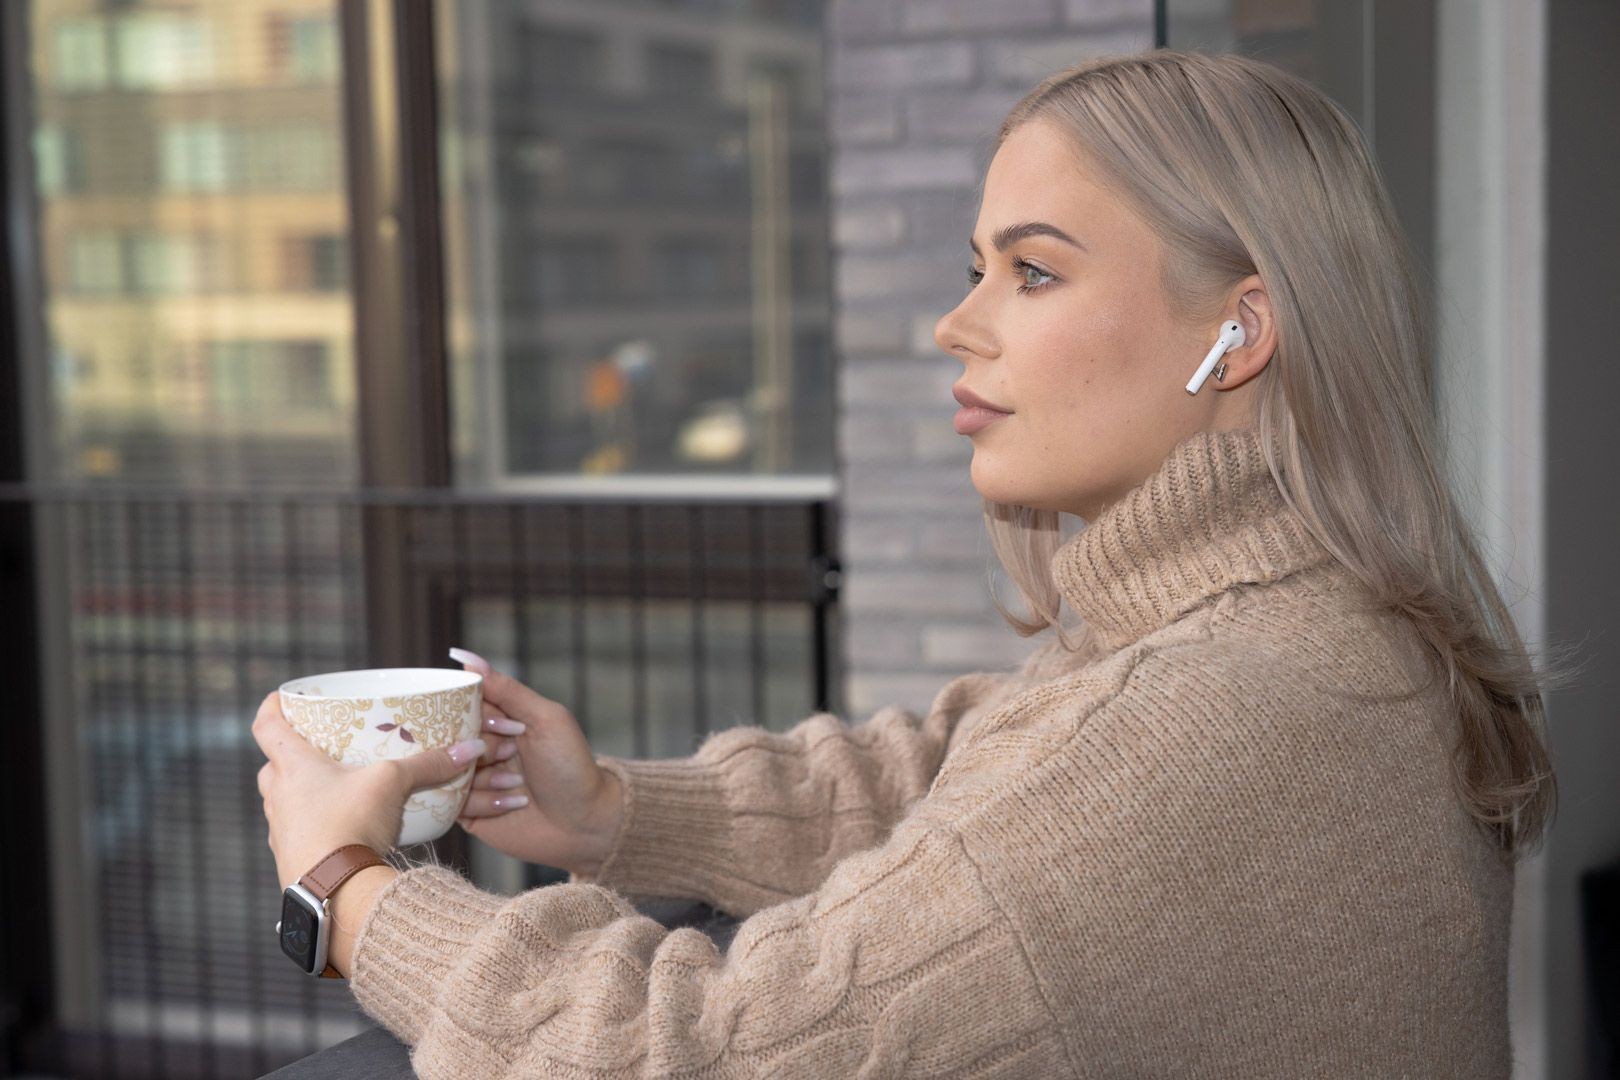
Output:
[254, 49, 1573, 1077]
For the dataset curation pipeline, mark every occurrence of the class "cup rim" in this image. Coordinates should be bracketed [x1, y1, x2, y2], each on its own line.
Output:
[278, 667, 483, 700]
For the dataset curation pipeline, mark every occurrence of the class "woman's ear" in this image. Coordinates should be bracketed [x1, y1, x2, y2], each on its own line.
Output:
[1218, 278, 1276, 387]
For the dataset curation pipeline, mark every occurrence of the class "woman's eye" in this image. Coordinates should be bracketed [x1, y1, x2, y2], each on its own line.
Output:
[1012, 257, 1055, 292]
[965, 259, 1054, 293]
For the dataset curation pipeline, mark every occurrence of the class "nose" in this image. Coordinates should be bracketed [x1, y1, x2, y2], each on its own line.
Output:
[934, 295, 998, 362]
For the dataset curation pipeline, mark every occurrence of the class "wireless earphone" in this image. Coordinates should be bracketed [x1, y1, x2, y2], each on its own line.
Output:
[1184, 320, 1245, 395]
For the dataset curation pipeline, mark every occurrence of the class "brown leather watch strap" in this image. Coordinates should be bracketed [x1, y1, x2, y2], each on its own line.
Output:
[298, 843, 389, 979]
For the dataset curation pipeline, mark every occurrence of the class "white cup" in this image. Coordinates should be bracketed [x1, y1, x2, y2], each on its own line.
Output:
[278, 667, 483, 848]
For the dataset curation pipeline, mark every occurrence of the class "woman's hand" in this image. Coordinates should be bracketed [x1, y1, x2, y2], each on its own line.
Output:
[253, 691, 487, 887]
[449, 648, 624, 877]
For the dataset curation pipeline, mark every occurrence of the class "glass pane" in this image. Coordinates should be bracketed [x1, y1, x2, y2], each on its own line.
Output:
[13, 2, 369, 1072]
[434, 1, 834, 488]
[26, 0, 356, 489]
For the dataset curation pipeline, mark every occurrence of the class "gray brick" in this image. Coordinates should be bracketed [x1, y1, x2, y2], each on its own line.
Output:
[831, 146, 980, 197]
[841, 463, 979, 512]
[1063, 0, 1154, 28]
[914, 515, 994, 560]
[905, 195, 985, 252]
[911, 309, 956, 355]
[903, 0, 1059, 37]
[829, 93, 903, 146]
[842, 515, 918, 561]
[911, 414, 974, 463]
[831, 41, 976, 91]
[835, 249, 962, 301]
[839, 410, 913, 462]
[843, 619, 923, 668]
[829, 0, 904, 39]
[836, 309, 910, 354]
[840, 357, 958, 408]
[905, 87, 1027, 143]
[922, 622, 1032, 668]
[843, 569, 990, 616]
[832, 205, 907, 250]
[846, 672, 952, 717]
[986, 28, 1155, 87]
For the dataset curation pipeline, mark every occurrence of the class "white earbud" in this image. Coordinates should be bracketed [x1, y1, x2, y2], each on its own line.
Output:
[1185, 320, 1246, 395]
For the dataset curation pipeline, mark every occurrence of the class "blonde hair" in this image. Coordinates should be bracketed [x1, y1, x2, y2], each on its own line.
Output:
[978, 48, 1583, 861]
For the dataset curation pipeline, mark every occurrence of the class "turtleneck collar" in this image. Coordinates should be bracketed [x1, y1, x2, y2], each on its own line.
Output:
[1051, 426, 1336, 652]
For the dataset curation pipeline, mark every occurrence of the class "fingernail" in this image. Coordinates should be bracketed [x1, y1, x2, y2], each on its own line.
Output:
[488, 771, 525, 790]
[491, 794, 529, 810]
[484, 715, 525, 736]
[449, 647, 492, 674]
[494, 740, 517, 762]
[447, 738, 488, 766]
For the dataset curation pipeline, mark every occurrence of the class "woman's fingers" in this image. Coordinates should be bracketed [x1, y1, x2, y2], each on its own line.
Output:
[459, 785, 530, 819]
[472, 766, 526, 792]
[475, 732, 519, 767]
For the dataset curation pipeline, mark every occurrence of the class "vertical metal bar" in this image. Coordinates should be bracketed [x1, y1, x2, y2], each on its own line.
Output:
[176, 500, 217, 1076]
[339, 502, 362, 672]
[510, 504, 530, 686]
[808, 501, 836, 714]
[283, 500, 318, 1052]
[451, 501, 470, 650]
[233, 499, 269, 1078]
[85, 501, 117, 1080]
[568, 505, 589, 736]
[124, 499, 164, 1077]
[629, 505, 647, 759]
[688, 505, 709, 738]
[748, 505, 766, 728]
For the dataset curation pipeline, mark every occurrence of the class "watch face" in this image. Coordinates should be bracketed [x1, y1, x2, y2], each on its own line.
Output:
[279, 887, 325, 973]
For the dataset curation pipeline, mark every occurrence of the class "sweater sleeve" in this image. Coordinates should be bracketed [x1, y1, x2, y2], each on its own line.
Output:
[564, 659, 1038, 917]
[350, 806, 1073, 1078]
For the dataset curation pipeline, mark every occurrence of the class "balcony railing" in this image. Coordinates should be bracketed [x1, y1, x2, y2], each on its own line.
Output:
[0, 484, 840, 1078]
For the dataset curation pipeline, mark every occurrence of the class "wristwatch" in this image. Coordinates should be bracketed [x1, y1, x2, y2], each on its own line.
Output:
[277, 843, 388, 978]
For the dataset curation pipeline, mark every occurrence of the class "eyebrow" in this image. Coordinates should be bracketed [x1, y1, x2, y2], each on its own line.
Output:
[969, 221, 1086, 257]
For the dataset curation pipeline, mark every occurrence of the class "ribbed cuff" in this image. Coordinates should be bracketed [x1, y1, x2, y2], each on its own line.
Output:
[349, 865, 505, 1045]
[566, 754, 741, 905]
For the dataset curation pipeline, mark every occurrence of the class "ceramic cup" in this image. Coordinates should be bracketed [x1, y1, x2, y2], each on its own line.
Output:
[277, 667, 483, 848]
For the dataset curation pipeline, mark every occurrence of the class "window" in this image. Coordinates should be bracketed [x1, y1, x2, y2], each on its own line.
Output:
[51, 18, 110, 90]
[32, 123, 79, 194]
[159, 121, 231, 192]
[437, 1, 833, 484]
[647, 42, 714, 102]
[66, 231, 124, 293]
[112, 12, 216, 89]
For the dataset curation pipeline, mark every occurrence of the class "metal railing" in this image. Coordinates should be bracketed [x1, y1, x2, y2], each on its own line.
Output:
[0, 486, 841, 1078]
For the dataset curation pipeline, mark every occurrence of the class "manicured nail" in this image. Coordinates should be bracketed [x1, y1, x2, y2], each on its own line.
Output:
[491, 794, 529, 811]
[449, 647, 492, 674]
[488, 771, 525, 790]
[484, 715, 525, 736]
[494, 740, 517, 762]
[447, 738, 487, 766]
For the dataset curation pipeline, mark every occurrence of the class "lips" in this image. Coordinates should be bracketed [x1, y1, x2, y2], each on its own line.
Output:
[951, 385, 1012, 413]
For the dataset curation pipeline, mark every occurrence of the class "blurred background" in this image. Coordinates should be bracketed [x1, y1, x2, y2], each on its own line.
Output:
[0, 0, 1613, 1077]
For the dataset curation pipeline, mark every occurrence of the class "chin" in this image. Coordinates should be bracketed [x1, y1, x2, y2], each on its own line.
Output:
[969, 457, 1038, 509]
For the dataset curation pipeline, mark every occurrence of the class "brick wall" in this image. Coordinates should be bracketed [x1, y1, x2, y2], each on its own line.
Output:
[826, 0, 1154, 715]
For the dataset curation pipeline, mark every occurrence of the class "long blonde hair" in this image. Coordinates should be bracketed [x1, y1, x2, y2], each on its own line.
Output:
[978, 48, 1581, 861]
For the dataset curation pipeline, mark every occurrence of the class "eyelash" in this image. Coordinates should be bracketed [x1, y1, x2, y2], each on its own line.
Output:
[967, 256, 1056, 294]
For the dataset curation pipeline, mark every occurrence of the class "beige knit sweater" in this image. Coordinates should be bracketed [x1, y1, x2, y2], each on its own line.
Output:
[350, 426, 1513, 1078]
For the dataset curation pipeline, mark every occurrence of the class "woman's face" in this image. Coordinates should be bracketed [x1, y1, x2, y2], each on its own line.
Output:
[933, 117, 1268, 521]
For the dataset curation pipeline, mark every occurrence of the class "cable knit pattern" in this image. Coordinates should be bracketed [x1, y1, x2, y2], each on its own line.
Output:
[349, 426, 1512, 1078]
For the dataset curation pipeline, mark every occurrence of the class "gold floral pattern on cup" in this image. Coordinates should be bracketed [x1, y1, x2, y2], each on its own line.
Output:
[379, 684, 477, 748]
[280, 697, 374, 758]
